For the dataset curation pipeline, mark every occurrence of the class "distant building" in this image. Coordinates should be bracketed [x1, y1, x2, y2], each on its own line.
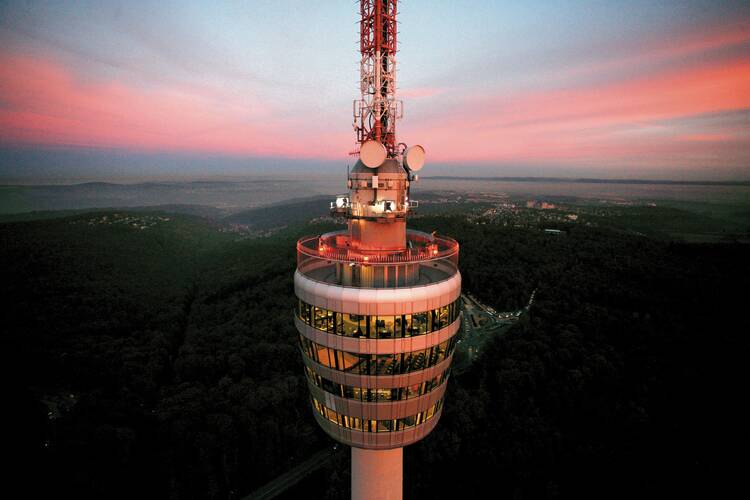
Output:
[526, 200, 557, 210]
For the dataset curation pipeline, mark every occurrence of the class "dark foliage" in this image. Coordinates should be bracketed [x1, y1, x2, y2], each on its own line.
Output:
[3, 213, 328, 499]
[3, 211, 748, 499]
[403, 216, 749, 499]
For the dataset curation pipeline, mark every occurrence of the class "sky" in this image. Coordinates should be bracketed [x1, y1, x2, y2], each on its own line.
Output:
[0, 0, 749, 181]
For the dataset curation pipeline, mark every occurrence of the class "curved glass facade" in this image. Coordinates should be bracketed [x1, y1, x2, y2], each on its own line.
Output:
[305, 366, 450, 402]
[312, 397, 444, 433]
[296, 299, 460, 339]
[299, 335, 457, 375]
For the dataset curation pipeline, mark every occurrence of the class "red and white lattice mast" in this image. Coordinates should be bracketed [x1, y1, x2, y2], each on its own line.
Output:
[353, 0, 402, 157]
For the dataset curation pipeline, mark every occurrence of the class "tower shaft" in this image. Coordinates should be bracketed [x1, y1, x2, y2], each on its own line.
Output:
[351, 447, 402, 500]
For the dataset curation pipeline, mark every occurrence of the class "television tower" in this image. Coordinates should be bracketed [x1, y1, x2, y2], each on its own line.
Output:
[294, 2, 461, 499]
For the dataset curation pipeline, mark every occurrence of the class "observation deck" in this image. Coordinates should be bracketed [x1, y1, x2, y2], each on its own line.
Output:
[297, 229, 459, 288]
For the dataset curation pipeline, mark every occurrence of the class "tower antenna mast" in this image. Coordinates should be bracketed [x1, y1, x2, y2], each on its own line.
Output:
[354, 0, 402, 158]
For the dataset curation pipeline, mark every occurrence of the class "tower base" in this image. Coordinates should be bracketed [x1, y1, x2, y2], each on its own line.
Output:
[351, 447, 403, 500]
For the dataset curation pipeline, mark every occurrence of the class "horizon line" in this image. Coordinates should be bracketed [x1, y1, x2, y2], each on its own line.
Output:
[1, 174, 749, 188]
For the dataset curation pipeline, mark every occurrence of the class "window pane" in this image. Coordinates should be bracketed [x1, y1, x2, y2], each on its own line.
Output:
[343, 313, 364, 337]
[437, 306, 449, 329]
[375, 354, 393, 375]
[313, 306, 325, 330]
[406, 383, 420, 399]
[319, 346, 329, 367]
[374, 388, 391, 401]
[394, 315, 404, 338]
[377, 316, 395, 338]
[412, 312, 428, 334]
[336, 350, 359, 372]
[333, 312, 343, 335]
[366, 316, 376, 338]
[403, 314, 414, 336]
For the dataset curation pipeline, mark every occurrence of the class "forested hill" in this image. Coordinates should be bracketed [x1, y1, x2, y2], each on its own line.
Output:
[3, 209, 748, 499]
[404, 216, 749, 499]
[224, 196, 331, 229]
[3, 212, 336, 498]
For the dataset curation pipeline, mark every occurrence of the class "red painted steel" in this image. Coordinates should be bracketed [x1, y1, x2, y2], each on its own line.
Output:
[355, 0, 399, 156]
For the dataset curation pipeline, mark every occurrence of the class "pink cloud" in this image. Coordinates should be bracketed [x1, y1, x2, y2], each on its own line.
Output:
[1, 14, 749, 177]
[0, 53, 349, 159]
[402, 48, 750, 170]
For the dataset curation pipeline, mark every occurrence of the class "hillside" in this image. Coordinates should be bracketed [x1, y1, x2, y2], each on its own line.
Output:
[3, 208, 748, 499]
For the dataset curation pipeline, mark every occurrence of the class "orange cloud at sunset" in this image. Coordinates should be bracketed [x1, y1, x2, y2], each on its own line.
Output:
[1, 6, 749, 179]
[403, 53, 750, 172]
[0, 54, 349, 159]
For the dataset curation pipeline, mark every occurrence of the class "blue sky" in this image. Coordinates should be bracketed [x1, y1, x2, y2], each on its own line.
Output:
[1, 0, 749, 180]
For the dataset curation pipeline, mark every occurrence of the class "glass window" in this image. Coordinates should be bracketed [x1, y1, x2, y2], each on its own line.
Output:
[343, 313, 364, 337]
[351, 387, 363, 401]
[436, 305, 449, 329]
[313, 306, 325, 331]
[412, 312, 428, 334]
[394, 315, 404, 338]
[426, 405, 436, 420]
[297, 300, 462, 336]
[311, 398, 444, 434]
[365, 315, 376, 338]
[378, 316, 395, 338]
[374, 354, 392, 375]
[406, 382, 420, 399]
[300, 337, 456, 375]
[402, 314, 413, 336]
[374, 388, 391, 401]
[336, 350, 358, 372]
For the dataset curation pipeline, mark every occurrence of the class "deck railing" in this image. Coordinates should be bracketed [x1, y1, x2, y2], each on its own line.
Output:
[296, 230, 459, 288]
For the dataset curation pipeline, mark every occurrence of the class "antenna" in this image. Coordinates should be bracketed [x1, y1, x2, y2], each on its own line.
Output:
[353, 0, 403, 158]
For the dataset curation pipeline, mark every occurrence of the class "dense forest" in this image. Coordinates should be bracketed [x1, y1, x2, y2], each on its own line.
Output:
[405, 216, 749, 499]
[3, 209, 748, 498]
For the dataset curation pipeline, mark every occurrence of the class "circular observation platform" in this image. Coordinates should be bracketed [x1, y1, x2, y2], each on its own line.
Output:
[295, 229, 461, 450]
[297, 230, 459, 289]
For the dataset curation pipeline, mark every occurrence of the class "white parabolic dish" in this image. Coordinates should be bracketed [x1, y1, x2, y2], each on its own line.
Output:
[360, 140, 387, 168]
[404, 145, 425, 171]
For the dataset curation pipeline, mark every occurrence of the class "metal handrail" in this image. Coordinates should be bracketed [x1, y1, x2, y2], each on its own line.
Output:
[297, 229, 459, 265]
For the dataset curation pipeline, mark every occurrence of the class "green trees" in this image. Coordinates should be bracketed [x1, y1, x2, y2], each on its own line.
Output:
[401, 217, 749, 499]
[4, 209, 747, 499]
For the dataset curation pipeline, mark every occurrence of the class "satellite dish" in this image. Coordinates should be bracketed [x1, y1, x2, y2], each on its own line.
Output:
[404, 145, 425, 171]
[360, 140, 387, 168]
